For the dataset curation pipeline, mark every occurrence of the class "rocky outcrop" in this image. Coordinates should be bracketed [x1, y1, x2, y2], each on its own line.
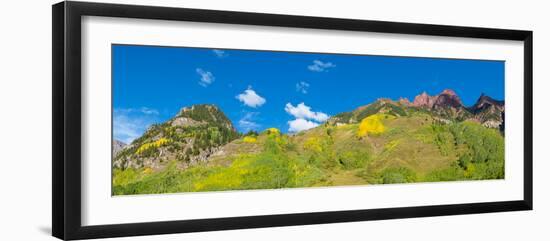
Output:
[469, 94, 505, 128]
[170, 116, 203, 127]
[433, 89, 463, 109]
[471, 94, 504, 111]
[398, 97, 411, 106]
[412, 91, 437, 108]
[412, 89, 463, 109]
[112, 140, 127, 156]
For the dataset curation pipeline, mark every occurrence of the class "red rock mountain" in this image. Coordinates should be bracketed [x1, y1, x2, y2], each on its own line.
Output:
[433, 89, 463, 108]
[329, 88, 504, 131]
[412, 89, 463, 109]
[411, 91, 436, 108]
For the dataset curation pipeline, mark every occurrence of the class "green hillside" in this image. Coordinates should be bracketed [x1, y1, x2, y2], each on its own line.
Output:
[112, 99, 504, 195]
[112, 104, 239, 171]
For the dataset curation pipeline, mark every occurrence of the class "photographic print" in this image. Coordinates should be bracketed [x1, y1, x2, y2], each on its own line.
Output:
[111, 45, 505, 196]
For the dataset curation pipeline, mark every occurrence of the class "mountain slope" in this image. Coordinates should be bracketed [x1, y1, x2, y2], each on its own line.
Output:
[113, 104, 239, 170]
[329, 89, 503, 128]
[112, 140, 127, 156]
[112, 90, 505, 195]
[328, 98, 409, 125]
[469, 94, 505, 128]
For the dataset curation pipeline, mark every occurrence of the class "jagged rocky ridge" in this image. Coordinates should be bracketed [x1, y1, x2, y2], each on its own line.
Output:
[329, 89, 504, 129]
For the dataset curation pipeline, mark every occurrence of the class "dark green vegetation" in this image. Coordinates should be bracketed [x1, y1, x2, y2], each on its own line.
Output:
[113, 93, 505, 195]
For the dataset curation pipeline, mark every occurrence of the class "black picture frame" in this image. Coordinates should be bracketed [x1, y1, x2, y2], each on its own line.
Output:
[52, 1, 533, 240]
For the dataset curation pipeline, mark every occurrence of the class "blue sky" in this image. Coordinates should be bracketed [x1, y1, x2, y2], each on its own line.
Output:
[112, 44, 504, 143]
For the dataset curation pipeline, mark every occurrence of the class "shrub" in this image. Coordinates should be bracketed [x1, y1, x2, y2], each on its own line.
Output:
[423, 166, 464, 182]
[450, 121, 504, 179]
[243, 136, 257, 143]
[264, 127, 281, 136]
[245, 130, 259, 137]
[303, 137, 323, 153]
[379, 167, 417, 184]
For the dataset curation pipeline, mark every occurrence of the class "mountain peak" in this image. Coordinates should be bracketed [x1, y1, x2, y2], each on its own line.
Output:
[112, 139, 127, 156]
[412, 91, 436, 108]
[472, 93, 504, 110]
[174, 104, 234, 130]
[441, 89, 457, 96]
[398, 97, 411, 106]
[412, 89, 463, 109]
[469, 94, 504, 128]
[434, 89, 463, 108]
[178, 104, 219, 115]
[113, 104, 239, 170]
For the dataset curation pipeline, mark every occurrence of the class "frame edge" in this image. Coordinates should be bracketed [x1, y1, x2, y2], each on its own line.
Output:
[52, 1, 66, 240]
[523, 31, 533, 210]
[54, 1, 534, 240]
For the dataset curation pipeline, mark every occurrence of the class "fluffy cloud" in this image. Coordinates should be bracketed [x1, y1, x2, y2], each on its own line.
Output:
[285, 102, 329, 122]
[288, 118, 319, 132]
[295, 81, 310, 94]
[196, 68, 215, 87]
[285, 103, 329, 132]
[212, 49, 227, 58]
[238, 112, 261, 132]
[236, 87, 266, 108]
[113, 108, 159, 144]
[307, 60, 335, 72]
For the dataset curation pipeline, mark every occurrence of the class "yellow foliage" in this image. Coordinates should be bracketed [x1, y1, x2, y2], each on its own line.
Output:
[136, 138, 170, 155]
[193, 155, 252, 191]
[464, 163, 476, 178]
[265, 128, 280, 136]
[193, 170, 245, 191]
[303, 137, 323, 153]
[112, 168, 139, 186]
[142, 167, 153, 174]
[243, 136, 257, 143]
[357, 114, 386, 137]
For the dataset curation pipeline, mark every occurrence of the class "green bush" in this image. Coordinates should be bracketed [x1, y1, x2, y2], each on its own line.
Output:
[378, 167, 417, 184]
[423, 166, 465, 182]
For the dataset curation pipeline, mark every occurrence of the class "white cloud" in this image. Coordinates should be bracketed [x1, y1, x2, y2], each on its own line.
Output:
[212, 49, 227, 58]
[296, 81, 310, 94]
[116, 107, 159, 115]
[288, 118, 319, 132]
[113, 114, 142, 144]
[139, 107, 159, 115]
[285, 102, 329, 122]
[307, 60, 335, 72]
[285, 103, 329, 133]
[236, 87, 266, 108]
[196, 68, 215, 87]
[113, 108, 159, 144]
[238, 112, 261, 131]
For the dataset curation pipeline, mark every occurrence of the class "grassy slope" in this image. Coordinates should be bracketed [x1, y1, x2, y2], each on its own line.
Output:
[112, 113, 504, 195]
